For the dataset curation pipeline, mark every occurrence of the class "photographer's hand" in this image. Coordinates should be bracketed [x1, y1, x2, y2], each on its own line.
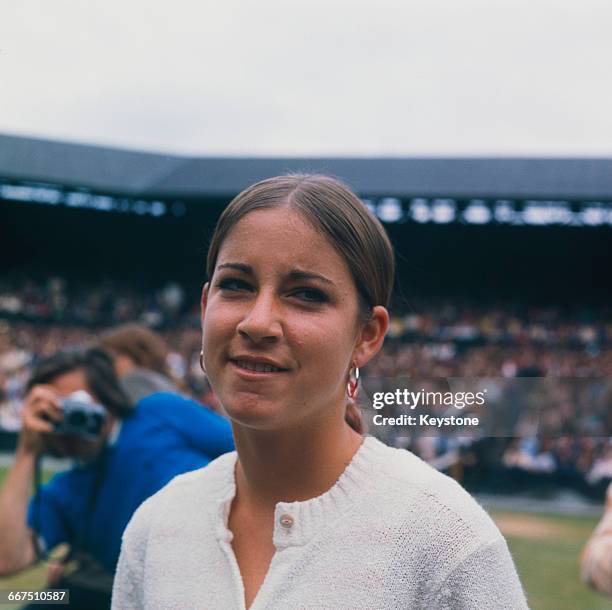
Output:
[0, 386, 62, 576]
[19, 385, 63, 455]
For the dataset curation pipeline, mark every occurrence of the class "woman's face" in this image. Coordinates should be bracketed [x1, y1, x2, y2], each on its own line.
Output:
[201, 207, 380, 431]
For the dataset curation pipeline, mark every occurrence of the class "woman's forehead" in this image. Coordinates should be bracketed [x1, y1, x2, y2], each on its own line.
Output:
[224, 207, 317, 241]
[216, 208, 351, 277]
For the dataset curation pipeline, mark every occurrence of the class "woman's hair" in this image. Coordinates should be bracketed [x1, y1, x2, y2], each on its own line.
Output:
[27, 347, 133, 418]
[206, 174, 395, 434]
[98, 323, 172, 378]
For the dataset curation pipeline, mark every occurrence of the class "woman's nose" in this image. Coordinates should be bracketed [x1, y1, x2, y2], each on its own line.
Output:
[236, 292, 282, 343]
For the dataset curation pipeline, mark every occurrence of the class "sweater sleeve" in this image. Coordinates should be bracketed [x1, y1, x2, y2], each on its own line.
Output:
[427, 537, 529, 610]
[111, 499, 153, 610]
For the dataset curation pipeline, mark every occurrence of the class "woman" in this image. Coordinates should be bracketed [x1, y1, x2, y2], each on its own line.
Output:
[112, 175, 528, 609]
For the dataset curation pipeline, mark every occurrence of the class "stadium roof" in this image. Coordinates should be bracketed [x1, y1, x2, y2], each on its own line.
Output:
[1, 133, 612, 200]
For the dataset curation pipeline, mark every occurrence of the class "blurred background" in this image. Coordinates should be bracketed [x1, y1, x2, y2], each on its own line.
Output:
[1, 1, 611, 608]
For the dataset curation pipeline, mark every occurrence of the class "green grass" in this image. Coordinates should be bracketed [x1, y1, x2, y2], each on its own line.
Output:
[0, 467, 53, 487]
[0, 466, 55, 609]
[491, 511, 611, 610]
[0, 565, 49, 610]
[0, 467, 610, 609]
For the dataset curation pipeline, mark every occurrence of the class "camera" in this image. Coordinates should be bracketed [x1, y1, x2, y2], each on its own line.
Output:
[53, 391, 106, 438]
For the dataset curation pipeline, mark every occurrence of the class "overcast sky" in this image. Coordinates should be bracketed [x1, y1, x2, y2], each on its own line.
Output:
[1, 0, 611, 156]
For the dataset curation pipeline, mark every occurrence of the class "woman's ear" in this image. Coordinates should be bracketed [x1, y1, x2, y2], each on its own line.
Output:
[200, 282, 209, 327]
[352, 305, 389, 368]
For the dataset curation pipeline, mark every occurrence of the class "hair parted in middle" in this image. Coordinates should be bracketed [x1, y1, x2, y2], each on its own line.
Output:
[206, 173, 395, 315]
[205, 173, 396, 433]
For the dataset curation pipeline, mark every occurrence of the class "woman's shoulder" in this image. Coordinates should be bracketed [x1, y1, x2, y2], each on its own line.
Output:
[364, 437, 501, 542]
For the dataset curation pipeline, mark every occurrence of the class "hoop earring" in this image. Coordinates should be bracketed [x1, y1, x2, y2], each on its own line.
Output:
[199, 350, 207, 375]
[347, 366, 359, 400]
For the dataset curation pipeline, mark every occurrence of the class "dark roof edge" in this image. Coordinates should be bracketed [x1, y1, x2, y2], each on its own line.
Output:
[2, 133, 612, 200]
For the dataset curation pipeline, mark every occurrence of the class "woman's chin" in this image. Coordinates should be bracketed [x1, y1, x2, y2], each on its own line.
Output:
[221, 394, 287, 430]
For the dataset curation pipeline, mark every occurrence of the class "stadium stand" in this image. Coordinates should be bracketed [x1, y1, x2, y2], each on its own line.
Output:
[1, 134, 611, 501]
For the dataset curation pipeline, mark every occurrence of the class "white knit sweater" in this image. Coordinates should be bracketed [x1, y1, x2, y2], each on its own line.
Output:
[112, 436, 528, 609]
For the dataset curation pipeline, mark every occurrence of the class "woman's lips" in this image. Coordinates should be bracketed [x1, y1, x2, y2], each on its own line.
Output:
[230, 360, 290, 378]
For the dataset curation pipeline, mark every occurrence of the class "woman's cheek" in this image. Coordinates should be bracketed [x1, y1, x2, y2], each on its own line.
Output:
[295, 322, 349, 378]
[202, 321, 228, 376]
[204, 304, 236, 341]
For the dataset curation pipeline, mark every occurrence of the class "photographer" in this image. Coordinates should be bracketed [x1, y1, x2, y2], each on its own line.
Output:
[0, 347, 234, 609]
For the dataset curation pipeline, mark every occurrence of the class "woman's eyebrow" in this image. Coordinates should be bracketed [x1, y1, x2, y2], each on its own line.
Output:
[287, 269, 335, 286]
[217, 262, 252, 274]
[217, 263, 335, 286]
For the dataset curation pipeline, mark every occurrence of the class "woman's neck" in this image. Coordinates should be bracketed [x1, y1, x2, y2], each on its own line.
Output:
[232, 416, 363, 509]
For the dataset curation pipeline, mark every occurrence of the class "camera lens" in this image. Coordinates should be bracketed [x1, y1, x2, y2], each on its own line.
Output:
[87, 414, 104, 434]
[68, 411, 87, 426]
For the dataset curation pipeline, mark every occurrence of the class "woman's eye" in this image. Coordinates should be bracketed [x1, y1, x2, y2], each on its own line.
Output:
[292, 288, 327, 303]
[215, 280, 326, 303]
[216, 278, 251, 292]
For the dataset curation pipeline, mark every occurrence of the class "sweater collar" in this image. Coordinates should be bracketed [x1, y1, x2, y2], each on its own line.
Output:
[213, 435, 387, 548]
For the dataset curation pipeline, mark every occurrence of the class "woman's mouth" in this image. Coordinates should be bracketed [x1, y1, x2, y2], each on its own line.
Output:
[230, 359, 289, 375]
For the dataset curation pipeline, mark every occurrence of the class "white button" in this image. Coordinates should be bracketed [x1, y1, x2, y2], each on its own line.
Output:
[279, 514, 294, 529]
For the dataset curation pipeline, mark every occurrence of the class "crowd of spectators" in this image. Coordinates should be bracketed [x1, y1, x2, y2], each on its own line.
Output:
[0, 276, 610, 500]
[387, 299, 612, 348]
[0, 277, 190, 327]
